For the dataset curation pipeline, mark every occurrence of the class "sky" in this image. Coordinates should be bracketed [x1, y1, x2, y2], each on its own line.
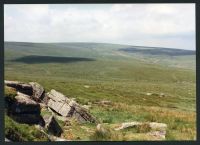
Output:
[4, 4, 195, 50]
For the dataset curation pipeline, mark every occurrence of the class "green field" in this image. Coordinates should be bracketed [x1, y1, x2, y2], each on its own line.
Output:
[4, 42, 196, 141]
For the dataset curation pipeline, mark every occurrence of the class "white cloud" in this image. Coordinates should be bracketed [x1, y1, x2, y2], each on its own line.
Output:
[4, 4, 195, 50]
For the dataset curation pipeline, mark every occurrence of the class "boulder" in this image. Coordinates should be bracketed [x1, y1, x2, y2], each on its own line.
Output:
[47, 89, 68, 102]
[149, 122, 167, 131]
[5, 80, 96, 124]
[42, 93, 50, 104]
[47, 97, 72, 117]
[115, 121, 167, 131]
[5, 80, 33, 96]
[46, 90, 72, 116]
[46, 90, 96, 123]
[29, 82, 45, 102]
[5, 80, 45, 103]
[7, 92, 43, 124]
[43, 115, 63, 137]
[96, 124, 106, 134]
[71, 105, 96, 123]
[9, 92, 40, 114]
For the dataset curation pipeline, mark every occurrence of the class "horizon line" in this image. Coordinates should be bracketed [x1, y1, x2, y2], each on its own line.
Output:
[4, 41, 196, 51]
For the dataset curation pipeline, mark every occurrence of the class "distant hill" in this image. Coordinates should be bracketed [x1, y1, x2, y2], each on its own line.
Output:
[119, 47, 195, 56]
[4, 41, 195, 69]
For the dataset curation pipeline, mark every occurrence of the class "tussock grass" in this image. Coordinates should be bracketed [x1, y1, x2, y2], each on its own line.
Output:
[90, 124, 125, 141]
[5, 86, 17, 102]
[91, 102, 196, 140]
[5, 115, 49, 141]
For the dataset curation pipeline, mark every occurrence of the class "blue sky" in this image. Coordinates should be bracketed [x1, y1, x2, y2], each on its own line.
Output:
[4, 4, 195, 50]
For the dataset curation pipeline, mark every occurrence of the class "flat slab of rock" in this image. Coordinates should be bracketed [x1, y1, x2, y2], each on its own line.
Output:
[115, 121, 167, 131]
[72, 106, 96, 123]
[43, 115, 63, 137]
[47, 89, 69, 102]
[149, 122, 167, 131]
[114, 121, 167, 140]
[46, 90, 72, 116]
[46, 90, 96, 123]
[5, 80, 33, 96]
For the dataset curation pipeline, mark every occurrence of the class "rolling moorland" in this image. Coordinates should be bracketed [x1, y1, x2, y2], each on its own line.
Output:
[4, 41, 196, 141]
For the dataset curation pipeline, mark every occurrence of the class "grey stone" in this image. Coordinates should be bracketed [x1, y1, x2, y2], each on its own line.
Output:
[43, 115, 63, 137]
[10, 92, 40, 114]
[5, 80, 33, 96]
[46, 90, 96, 123]
[149, 122, 167, 130]
[47, 98, 72, 117]
[47, 89, 69, 102]
[7, 92, 43, 124]
[96, 124, 107, 134]
[29, 82, 45, 102]
[42, 93, 50, 104]
[115, 121, 167, 131]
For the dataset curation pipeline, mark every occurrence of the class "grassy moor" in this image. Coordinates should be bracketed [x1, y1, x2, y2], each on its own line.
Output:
[4, 42, 196, 141]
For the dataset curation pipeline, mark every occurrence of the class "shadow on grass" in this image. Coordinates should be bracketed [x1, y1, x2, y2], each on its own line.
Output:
[11, 55, 96, 64]
[119, 48, 195, 56]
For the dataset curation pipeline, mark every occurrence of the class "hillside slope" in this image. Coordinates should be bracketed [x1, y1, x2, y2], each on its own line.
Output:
[5, 42, 195, 69]
[4, 41, 196, 140]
